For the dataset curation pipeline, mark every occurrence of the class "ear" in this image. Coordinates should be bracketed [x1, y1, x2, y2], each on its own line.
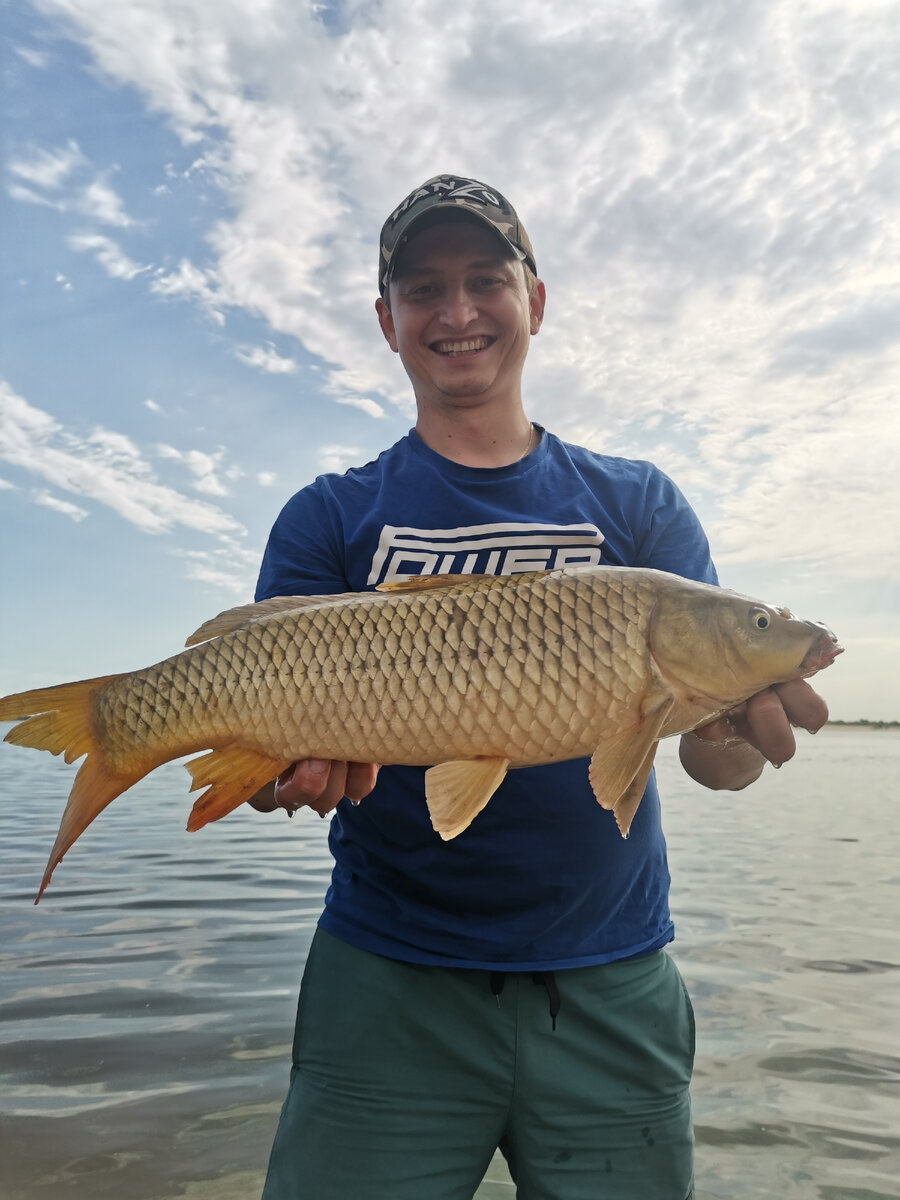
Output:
[529, 280, 546, 336]
[375, 296, 399, 353]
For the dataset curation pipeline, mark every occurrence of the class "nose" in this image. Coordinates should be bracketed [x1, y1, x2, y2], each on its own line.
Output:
[438, 284, 478, 329]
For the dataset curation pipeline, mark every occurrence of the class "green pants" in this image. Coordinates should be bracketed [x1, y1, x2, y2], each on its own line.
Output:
[262, 929, 695, 1200]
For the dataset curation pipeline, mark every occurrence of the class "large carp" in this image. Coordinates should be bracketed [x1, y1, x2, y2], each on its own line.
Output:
[0, 566, 841, 900]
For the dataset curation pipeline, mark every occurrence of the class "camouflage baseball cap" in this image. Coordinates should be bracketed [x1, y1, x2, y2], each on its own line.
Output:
[378, 174, 537, 296]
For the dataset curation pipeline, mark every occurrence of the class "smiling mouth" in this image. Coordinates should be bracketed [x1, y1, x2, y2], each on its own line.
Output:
[431, 336, 495, 356]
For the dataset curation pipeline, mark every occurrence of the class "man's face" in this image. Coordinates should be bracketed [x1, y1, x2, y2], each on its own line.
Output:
[376, 220, 545, 411]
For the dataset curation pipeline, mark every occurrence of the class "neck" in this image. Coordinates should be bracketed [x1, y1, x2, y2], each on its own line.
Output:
[414, 405, 537, 468]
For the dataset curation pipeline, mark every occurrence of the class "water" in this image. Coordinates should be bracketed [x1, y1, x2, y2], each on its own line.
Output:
[0, 727, 897, 1199]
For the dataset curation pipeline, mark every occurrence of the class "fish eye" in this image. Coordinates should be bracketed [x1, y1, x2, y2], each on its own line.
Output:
[749, 607, 771, 631]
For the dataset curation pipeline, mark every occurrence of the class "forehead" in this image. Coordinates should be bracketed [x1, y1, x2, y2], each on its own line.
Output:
[392, 219, 516, 277]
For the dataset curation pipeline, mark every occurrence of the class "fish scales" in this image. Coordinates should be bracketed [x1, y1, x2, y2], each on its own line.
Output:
[210, 572, 622, 766]
[0, 565, 842, 901]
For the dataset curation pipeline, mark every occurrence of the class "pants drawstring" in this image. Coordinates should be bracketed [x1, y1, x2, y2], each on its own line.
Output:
[489, 972, 505, 1008]
[531, 971, 560, 1031]
[487, 971, 560, 1031]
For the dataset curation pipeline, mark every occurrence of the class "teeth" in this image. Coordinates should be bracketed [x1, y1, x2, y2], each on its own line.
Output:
[435, 338, 490, 355]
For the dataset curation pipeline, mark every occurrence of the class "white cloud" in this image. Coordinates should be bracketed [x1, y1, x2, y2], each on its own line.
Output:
[171, 536, 263, 596]
[17, 0, 900, 593]
[79, 177, 135, 228]
[0, 381, 244, 538]
[7, 139, 84, 190]
[67, 232, 149, 280]
[6, 184, 65, 210]
[7, 141, 137, 229]
[151, 259, 224, 323]
[234, 343, 298, 374]
[14, 46, 50, 69]
[144, 399, 162, 413]
[318, 444, 361, 473]
[257, 471, 277, 486]
[0, 477, 15, 490]
[156, 444, 233, 495]
[32, 490, 89, 521]
[334, 395, 386, 419]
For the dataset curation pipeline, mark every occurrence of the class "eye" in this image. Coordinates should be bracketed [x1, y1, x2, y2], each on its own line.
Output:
[404, 282, 438, 299]
[749, 607, 771, 631]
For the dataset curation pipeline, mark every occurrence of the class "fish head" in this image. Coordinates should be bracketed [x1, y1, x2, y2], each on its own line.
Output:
[648, 575, 843, 706]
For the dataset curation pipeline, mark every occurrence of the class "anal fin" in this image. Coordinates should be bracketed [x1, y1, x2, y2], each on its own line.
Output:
[425, 757, 510, 840]
[185, 745, 292, 831]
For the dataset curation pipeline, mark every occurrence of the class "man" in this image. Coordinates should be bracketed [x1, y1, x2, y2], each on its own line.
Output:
[252, 175, 827, 1200]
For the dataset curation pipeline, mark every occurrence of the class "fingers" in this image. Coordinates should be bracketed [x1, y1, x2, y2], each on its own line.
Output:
[345, 761, 380, 801]
[273, 759, 379, 817]
[772, 678, 829, 733]
[725, 680, 829, 768]
[744, 689, 796, 767]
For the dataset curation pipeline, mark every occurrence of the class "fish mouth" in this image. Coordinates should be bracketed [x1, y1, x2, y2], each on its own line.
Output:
[430, 335, 495, 356]
[800, 624, 844, 675]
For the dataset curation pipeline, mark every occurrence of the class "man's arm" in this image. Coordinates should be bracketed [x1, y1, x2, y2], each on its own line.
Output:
[679, 678, 829, 791]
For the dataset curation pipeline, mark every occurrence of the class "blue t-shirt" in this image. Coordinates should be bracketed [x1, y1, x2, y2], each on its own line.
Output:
[256, 428, 717, 971]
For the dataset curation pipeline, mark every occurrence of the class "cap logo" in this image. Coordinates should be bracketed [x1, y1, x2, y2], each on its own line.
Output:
[386, 178, 501, 228]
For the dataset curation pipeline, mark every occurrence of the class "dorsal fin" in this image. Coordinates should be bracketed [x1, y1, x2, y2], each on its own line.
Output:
[184, 593, 366, 646]
[376, 568, 573, 594]
[376, 573, 488, 593]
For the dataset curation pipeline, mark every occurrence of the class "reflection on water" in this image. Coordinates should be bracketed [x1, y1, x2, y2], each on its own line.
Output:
[1, 729, 898, 1199]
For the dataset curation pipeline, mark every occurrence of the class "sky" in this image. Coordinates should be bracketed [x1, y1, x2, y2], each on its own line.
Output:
[1, 0, 898, 723]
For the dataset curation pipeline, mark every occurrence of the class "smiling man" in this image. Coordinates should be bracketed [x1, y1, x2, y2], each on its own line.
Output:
[253, 175, 828, 1200]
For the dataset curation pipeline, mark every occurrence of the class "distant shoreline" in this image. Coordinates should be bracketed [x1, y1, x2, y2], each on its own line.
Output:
[826, 720, 900, 730]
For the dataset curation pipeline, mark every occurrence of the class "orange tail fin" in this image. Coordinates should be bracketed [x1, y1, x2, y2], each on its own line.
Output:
[0, 677, 142, 902]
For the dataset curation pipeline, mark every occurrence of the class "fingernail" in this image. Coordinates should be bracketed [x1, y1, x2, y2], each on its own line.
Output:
[350, 800, 360, 807]
[285, 808, 294, 819]
[772, 761, 783, 770]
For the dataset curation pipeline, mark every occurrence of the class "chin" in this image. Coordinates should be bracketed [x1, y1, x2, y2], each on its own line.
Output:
[433, 374, 495, 399]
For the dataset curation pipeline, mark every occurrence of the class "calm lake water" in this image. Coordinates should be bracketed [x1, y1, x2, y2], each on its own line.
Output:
[0, 726, 898, 1199]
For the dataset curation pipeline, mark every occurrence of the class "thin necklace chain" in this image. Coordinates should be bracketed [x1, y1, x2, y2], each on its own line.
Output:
[518, 422, 537, 461]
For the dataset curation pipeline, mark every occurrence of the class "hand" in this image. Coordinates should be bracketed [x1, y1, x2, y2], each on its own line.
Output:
[274, 759, 380, 818]
[693, 679, 829, 768]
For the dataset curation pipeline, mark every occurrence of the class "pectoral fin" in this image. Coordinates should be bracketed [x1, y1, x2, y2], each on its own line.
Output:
[185, 745, 292, 830]
[588, 692, 673, 832]
[611, 743, 658, 839]
[425, 757, 510, 840]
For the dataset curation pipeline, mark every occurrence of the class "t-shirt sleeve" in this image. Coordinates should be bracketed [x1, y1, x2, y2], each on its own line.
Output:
[255, 483, 349, 601]
[633, 467, 718, 585]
